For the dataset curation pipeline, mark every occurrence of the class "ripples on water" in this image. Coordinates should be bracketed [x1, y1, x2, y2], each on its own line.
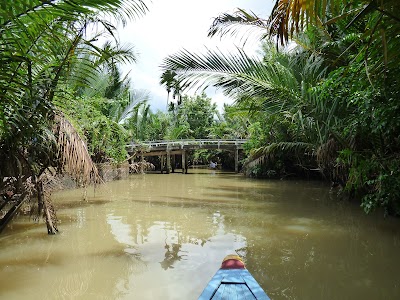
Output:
[1, 170, 400, 299]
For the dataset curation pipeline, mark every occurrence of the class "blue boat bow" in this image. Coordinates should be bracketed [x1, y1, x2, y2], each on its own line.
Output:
[198, 255, 270, 300]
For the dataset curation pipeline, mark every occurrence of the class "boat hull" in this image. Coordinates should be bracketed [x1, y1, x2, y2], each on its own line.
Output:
[198, 256, 270, 300]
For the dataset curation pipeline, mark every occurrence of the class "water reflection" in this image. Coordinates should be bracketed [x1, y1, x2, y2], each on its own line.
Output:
[161, 243, 183, 270]
[107, 214, 136, 247]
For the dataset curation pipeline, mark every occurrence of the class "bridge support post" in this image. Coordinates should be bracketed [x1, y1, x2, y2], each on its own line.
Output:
[166, 151, 171, 174]
[235, 148, 239, 173]
[182, 151, 188, 174]
[140, 154, 144, 174]
[171, 155, 175, 173]
[161, 155, 165, 174]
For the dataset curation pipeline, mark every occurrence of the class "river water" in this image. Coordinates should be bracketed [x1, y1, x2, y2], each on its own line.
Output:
[1, 170, 400, 299]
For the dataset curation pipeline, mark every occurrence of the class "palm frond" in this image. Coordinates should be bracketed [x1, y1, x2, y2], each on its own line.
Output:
[0, 0, 147, 233]
[0, 0, 148, 29]
[118, 90, 150, 124]
[161, 47, 301, 107]
[208, 8, 268, 44]
[54, 113, 100, 185]
[245, 141, 315, 170]
[267, 0, 350, 45]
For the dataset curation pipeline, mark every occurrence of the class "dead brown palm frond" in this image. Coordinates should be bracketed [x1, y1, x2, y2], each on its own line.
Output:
[267, 0, 350, 45]
[316, 135, 348, 185]
[54, 112, 101, 186]
[244, 155, 267, 174]
[1, 115, 102, 235]
[316, 136, 340, 168]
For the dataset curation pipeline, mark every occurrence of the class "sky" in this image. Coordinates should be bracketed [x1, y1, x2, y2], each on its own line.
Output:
[117, 0, 274, 112]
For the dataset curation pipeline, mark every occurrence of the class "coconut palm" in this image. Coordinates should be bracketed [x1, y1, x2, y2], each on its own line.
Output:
[121, 91, 153, 141]
[160, 70, 177, 106]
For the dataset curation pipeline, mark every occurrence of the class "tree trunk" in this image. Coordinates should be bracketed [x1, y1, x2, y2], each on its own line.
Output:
[0, 192, 29, 234]
[43, 197, 58, 235]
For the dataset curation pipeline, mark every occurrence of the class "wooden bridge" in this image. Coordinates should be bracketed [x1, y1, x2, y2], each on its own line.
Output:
[127, 139, 247, 173]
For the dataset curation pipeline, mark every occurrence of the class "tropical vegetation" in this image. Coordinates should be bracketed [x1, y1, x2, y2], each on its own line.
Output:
[0, 0, 149, 233]
[2, 0, 400, 235]
[161, 0, 400, 216]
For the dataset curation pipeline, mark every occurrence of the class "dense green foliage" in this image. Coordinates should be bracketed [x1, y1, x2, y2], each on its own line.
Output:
[0, 0, 147, 176]
[168, 93, 218, 139]
[0, 0, 148, 233]
[57, 67, 153, 164]
[161, 1, 400, 215]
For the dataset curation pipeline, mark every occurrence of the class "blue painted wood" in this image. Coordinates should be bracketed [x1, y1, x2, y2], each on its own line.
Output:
[237, 283, 246, 299]
[212, 282, 226, 300]
[198, 269, 270, 300]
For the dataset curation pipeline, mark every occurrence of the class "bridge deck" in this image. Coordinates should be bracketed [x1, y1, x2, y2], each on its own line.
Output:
[127, 139, 247, 152]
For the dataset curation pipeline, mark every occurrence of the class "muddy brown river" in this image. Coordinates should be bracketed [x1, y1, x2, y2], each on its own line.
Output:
[1, 170, 400, 299]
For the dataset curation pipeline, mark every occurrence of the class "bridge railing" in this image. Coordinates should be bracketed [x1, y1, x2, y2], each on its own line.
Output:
[127, 139, 248, 149]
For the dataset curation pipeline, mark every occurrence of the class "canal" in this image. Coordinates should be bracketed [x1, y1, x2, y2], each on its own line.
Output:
[1, 170, 400, 299]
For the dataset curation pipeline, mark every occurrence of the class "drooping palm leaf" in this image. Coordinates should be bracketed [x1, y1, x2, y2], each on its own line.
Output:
[54, 112, 100, 185]
[208, 8, 269, 44]
[118, 90, 151, 124]
[0, 0, 147, 103]
[161, 47, 301, 108]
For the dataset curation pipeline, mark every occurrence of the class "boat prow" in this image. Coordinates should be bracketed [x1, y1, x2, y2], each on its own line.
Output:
[198, 255, 270, 299]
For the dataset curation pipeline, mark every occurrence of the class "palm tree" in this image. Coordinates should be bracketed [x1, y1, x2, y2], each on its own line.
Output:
[0, 0, 149, 234]
[160, 70, 178, 107]
[119, 90, 153, 141]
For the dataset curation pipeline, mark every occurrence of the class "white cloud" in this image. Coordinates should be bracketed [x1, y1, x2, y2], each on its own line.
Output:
[118, 0, 273, 112]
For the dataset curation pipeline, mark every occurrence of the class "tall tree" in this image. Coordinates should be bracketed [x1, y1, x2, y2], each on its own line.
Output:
[160, 70, 178, 107]
[173, 93, 218, 139]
